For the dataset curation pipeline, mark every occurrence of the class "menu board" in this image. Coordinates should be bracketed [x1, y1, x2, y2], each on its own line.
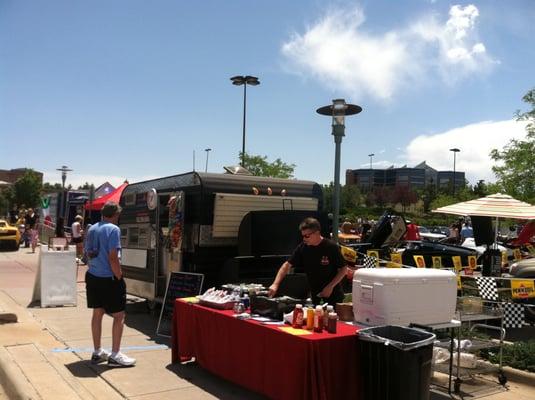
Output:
[157, 272, 204, 336]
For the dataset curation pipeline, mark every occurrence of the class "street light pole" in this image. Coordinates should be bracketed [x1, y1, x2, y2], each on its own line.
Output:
[317, 99, 362, 243]
[449, 148, 460, 196]
[368, 153, 375, 169]
[230, 75, 260, 167]
[204, 148, 212, 172]
[56, 165, 73, 220]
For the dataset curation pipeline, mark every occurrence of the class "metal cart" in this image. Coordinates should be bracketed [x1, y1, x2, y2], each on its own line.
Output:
[433, 299, 507, 394]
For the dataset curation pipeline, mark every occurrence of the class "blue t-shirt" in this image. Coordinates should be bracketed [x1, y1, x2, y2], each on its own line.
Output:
[460, 226, 474, 239]
[85, 221, 121, 278]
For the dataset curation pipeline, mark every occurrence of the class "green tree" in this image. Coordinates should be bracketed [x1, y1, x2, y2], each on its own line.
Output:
[0, 190, 10, 217]
[42, 182, 64, 193]
[490, 88, 535, 203]
[241, 152, 296, 178]
[12, 170, 42, 209]
[77, 182, 94, 190]
[417, 184, 438, 213]
[340, 184, 361, 213]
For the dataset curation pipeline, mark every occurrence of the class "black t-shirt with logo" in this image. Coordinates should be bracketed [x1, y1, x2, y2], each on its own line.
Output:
[288, 238, 345, 305]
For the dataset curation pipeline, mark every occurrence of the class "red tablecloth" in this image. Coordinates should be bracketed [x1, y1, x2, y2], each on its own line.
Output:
[172, 299, 362, 400]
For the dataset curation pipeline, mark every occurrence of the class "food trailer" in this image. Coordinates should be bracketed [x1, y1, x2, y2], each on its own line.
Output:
[119, 171, 323, 303]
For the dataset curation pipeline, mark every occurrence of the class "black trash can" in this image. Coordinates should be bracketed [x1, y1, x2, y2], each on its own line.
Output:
[357, 325, 436, 400]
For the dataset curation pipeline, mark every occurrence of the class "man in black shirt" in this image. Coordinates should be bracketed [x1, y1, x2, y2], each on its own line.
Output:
[268, 218, 347, 305]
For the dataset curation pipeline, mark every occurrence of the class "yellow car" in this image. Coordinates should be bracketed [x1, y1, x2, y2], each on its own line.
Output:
[0, 219, 21, 250]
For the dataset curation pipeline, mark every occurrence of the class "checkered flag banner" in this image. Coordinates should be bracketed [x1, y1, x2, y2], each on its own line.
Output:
[362, 255, 377, 268]
[475, 277, 499, 301]
[504, 303, 525, 329]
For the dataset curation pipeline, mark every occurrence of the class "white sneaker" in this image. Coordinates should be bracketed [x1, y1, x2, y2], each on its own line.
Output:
[91, 349, 111, 364]
[108, 352, 136, 367]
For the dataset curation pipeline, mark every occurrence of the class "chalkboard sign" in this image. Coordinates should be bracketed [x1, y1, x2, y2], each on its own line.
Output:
[156, 272, 204, 337]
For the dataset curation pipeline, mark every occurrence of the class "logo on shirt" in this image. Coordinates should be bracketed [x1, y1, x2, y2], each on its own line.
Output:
[321, 256, 330, 266]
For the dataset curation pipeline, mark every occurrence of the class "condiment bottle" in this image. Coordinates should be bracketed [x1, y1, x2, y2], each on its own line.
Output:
[323, 305, 334, 329]
[313, 306, 323, 333]
[327, 312, 338, 333]
[306, 307, 315, 330]
[292, 304, 304, 328]
[242, 294, 250, 309]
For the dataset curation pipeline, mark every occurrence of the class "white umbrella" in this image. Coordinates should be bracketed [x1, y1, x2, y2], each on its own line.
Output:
[432, 193, 535, 219]
[432, 193, 535, 243]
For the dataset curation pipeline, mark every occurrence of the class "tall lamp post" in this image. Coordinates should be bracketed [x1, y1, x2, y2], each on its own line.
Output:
[56, 165, 73, 220]
[368, 153, 375, 169]
[230, 75, 260, 167]
[449, 148, 460, 196]
[368, 153, 375, 192]
[317, 99, 362, 242]
[204, 148, 212, 172]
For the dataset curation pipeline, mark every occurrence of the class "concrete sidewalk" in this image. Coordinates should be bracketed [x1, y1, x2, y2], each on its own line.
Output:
[0, 247, 533, 399]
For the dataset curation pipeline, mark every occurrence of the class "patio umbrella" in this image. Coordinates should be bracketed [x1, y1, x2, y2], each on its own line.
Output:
[432, 193, 535, 244]
[432, 193, 535, 219]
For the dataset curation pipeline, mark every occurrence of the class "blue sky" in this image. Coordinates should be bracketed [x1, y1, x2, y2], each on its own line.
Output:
[1, 0, 534, 188]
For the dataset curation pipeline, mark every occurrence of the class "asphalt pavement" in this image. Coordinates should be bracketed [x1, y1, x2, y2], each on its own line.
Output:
[0, 245, 533, 399]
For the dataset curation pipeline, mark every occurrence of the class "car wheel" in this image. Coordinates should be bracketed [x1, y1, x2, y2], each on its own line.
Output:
[12, 241, 19, 251]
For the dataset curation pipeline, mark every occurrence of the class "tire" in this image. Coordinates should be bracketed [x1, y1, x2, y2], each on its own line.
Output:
[12, 241, 19, 251]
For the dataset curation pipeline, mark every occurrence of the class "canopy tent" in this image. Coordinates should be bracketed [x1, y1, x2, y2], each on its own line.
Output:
[84, 182, 128, 211]
[432, 193, 535, 220]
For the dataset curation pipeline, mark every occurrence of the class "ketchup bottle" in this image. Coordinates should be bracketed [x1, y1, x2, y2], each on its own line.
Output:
[292, 304, 304, 328]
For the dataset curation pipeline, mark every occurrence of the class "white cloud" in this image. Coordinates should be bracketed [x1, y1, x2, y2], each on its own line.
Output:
[282, 4, 496, 100]
[401, 119, 529, 183]
[42, 172, 157, 189]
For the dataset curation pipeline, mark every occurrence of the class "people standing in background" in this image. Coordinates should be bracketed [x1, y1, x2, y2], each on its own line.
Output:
[460, 222, 474, 242]
[55, 217, 66, 238]
[72, 215, 84, 261]
[25, 208, 39, 253]
[404, 220, 421, 241]
[447, 222, 460, 244]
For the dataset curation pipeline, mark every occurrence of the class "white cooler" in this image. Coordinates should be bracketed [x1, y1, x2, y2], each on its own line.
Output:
[353, 268, 457, 326]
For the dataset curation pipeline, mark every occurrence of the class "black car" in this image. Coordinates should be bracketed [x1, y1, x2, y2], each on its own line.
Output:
[350, 212, 477, 269]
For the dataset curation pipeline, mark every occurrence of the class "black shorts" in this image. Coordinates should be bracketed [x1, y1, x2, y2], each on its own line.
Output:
[72, 237, 83, 244]
[85, 271, 126, 314]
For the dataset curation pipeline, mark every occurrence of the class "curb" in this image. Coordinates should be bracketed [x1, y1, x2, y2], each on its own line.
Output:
[502, 365, 535, 385]
[0, 346, 39, 400]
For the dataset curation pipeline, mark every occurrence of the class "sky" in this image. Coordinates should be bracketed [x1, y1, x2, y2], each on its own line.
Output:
[1, 0, 534, 189]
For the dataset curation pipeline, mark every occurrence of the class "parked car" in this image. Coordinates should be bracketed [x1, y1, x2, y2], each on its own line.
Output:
[348, 212, 477, 269]
[418, 226, 447, 241]
[430, 226, 450, 237]
[0, 219, 21, 250]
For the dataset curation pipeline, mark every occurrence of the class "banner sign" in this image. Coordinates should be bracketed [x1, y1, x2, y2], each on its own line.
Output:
[511, 279, 535, 299]
[413, 255, 426, 268]
[389, 253, 402, 268]
[468, 255, 477, 270]
[366, 250, 380, 267]
[452, 256, 462, 272]
[432, 256, 442, 269]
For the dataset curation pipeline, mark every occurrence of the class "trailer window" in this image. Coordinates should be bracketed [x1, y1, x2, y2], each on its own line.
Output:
[124, 193, 135, 206]
[138, 227, 149, 248]
[128, 227, 139, 246]
[120, 228, 128, 247]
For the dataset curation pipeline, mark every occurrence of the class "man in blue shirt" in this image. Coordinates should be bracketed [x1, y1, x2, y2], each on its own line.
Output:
[460, 222, 474, 242]
[84, 201, 135, 367]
